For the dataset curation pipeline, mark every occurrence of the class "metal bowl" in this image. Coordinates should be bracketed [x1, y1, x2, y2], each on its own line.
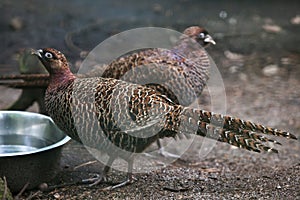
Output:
[0, 111, 71, 193]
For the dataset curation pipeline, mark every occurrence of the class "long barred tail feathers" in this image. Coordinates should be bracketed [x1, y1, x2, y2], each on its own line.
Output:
[196, 109, 297, 140]
[177, 107, 297, 153]
[197, 121, 280, 153]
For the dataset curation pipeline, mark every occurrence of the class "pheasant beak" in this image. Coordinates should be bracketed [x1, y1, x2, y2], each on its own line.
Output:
[31, 49, 43, 58]
[204, 34, 216, 45]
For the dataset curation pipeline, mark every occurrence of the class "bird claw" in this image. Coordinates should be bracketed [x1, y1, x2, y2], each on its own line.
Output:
[100, 176, 136, 191]
[82, 173, 107, 186]
[81, 172, 135, 190]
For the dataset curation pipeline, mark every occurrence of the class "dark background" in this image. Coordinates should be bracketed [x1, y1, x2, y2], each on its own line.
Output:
[0, 0, 299, 199]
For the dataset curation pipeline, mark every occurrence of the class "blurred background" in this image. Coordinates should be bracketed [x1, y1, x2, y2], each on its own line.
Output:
[1, 0, 299, 129]
[0, 0, 299, 199]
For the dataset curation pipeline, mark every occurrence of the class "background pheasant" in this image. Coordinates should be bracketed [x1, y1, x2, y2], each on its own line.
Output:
[33, 48, 297, 189]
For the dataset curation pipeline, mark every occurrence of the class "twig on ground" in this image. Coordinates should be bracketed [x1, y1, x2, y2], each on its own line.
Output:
[14, 182, 29, 200]
[73, 160, 98, 170]
[1, 176, 7, 200]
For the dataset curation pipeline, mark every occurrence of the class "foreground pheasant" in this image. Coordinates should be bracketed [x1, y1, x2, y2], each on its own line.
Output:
[3, 26, 215, 156]
[33, 47, 297, 189]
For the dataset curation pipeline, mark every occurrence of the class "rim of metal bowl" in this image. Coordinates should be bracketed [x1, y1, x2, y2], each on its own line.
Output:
[0, 111, 71, 157]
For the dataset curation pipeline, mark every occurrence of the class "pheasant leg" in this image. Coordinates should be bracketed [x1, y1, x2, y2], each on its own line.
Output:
[82, 156, 114, 186]
[101, 159, 135, 191]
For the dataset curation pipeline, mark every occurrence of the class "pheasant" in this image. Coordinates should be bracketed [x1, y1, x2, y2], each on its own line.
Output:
[84, 26, 215, 106]
[1, 26, 215, 156]
[33, 48, 297, 190]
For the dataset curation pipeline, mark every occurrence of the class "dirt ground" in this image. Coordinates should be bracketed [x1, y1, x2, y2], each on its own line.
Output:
[0, 0, 300, 199]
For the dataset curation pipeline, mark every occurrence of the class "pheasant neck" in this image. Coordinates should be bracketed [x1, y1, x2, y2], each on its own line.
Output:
[48, 68, 76, 91]
[172, 37, 199, 57]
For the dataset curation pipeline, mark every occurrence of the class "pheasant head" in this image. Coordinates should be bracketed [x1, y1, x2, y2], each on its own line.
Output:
[183, 26, 216, 47]
[33, 48, 74, 77]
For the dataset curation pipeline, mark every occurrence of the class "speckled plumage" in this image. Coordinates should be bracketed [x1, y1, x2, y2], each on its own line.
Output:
[34, 45, 296, 189]
[1, 26, 216, 157]
[42, 56, 296, 154]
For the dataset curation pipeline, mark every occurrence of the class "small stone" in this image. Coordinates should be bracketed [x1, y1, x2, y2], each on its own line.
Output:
[276, 184, 282, 189]
[262, 64, 279, 76]
[239, 73, 248, 81]
[38, 183, 48, 191]
[224, 50, 244, 60]
[262, 24, 282, 33]
[54, 193, 61, 199]
[9, 17, 23, 30]
[280, 57, 291, 65]
[219, 10, 227, 19]
[228, 17, 237, 25]
[229, 65, 239, 73]
[291, 15, 300, 25]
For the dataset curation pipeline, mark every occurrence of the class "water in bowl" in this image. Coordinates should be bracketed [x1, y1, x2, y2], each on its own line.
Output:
[0, 134, 53, 154]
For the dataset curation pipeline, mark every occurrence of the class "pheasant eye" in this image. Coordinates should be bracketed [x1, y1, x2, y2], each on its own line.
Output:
[199, 33, 205, 39]
[44, 52, 53, 59]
